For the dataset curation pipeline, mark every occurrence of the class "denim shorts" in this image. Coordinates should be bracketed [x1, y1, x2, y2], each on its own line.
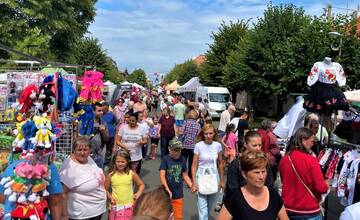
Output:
[175, 120, 184, 126]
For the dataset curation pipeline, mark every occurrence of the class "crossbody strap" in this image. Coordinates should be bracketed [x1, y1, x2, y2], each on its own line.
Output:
[288, 155, 319, 204]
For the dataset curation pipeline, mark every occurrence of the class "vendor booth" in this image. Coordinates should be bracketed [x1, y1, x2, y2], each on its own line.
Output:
[165, 80, 179, 91]
[177, 77, 201, 101]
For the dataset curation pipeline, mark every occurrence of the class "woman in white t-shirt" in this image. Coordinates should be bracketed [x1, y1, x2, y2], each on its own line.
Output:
[191, 124, 225, 220]
[60, 136, 107, 220]
[115, 110, 148, 174]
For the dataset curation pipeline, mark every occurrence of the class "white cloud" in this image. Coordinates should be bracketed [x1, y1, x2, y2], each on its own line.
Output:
[90, 0, 360, 74]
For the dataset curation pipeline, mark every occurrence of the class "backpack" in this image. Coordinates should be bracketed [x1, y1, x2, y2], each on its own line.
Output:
[58, 74, 77, 111]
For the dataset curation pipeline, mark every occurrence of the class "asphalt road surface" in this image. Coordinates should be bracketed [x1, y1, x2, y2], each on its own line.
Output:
[104, 120, 345, 220]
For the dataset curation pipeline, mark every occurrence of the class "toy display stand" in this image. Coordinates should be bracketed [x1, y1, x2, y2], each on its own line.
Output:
[53, 110, 74, 168]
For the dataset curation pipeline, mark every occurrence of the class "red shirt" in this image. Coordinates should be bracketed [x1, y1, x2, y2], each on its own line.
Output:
[279, 150, 329, 215]
[256, 129, 270, 153]
[159, 116, 175, 137]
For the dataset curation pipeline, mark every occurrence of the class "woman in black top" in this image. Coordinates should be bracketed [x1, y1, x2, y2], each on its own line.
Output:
[217, 150, 289, 220]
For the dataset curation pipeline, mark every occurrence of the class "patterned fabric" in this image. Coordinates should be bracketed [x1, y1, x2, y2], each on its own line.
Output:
[182, 119, 201, 150]
[109, 205, 133, 220]
[307, 61, 346, 87]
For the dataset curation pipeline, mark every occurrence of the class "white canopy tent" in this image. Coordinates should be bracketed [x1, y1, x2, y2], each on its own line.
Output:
[132, 82, 145, 90]
[177, 77, 201, 93]
[121, 81, 132, 86]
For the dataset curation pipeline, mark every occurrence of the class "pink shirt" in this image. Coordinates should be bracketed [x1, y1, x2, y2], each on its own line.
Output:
[222, 132, 238, 149]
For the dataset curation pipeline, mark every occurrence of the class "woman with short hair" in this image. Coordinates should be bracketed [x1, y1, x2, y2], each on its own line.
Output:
[217, 150, 289, 220]
[60, 136, 107, 220]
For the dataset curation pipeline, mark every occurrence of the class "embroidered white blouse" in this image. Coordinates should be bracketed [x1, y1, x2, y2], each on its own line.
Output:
[307, 61, 346, 87]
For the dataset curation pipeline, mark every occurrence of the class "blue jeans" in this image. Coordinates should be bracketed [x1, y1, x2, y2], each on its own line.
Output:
[289, 213, 323, 220]
[160, 136, 173, 159]
[196, 167, 219, 220]
[197, 192, 218, 220]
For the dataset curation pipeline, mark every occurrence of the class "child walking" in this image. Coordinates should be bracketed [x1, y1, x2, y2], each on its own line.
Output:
[105, 148, 145, 220]
[220, 123, 238, 163]
[159, 138, 193, 220]
[149, 115, 160, 160]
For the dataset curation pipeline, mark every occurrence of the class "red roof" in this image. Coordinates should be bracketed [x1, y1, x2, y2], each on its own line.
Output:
[192, 55, 206, 65]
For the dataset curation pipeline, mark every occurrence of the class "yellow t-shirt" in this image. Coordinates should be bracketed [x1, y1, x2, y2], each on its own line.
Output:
[111, 171, 133, 206]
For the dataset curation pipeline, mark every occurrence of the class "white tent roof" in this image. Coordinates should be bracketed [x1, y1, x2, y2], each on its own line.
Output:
[133, 83, 145, 90]
[121, 81, 132, 85]
[104, 80, 114, 86]
[178, 77, 201, 93]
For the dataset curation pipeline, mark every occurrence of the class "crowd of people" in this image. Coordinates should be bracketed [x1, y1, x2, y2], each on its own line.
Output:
[4, 88, 358, 220]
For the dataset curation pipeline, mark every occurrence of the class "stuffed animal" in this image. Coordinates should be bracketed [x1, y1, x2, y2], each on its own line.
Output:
[28, 163, 49, 202]
[12, 121, 26, 151]
[15, 84, 38, 113]
[32, 115, 55, 149]
[11, 200, 49, 220]
[38, 84, 55, 113]
[76, 104, 94, 136]
[21, 120, 38, 158]
[79, 70, 104, 103]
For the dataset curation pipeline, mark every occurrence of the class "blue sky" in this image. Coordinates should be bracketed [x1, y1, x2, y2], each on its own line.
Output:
[88, 0, 359, 78]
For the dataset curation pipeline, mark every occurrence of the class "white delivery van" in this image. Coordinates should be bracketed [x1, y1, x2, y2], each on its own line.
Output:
[195, 86, 231, 118]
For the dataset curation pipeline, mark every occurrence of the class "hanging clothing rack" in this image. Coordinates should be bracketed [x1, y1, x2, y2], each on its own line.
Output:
[330, 138, 360, 149]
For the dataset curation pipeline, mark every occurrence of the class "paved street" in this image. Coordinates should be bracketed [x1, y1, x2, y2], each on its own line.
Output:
[138, 154, 344, 220]
[136, 120, 344, 220]
[139, 157, 217, 220]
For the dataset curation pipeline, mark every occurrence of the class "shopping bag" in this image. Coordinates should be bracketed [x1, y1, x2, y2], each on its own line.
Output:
[198, 168, 218, 195]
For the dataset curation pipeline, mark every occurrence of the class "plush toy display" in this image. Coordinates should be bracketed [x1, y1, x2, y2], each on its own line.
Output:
[79, 70, 104, 103]
[32, 115, 55, 149]
[0, 161, 51, 219]
[1, 73, 65, 220]
[16, 84, 39, 113]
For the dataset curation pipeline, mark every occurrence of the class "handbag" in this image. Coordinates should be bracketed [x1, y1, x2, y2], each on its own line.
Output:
[288, 156, 321, 207]
[198, 167, 219, 195]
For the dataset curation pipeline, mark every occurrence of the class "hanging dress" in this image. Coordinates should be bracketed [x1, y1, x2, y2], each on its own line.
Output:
[303, 61, 349, 113]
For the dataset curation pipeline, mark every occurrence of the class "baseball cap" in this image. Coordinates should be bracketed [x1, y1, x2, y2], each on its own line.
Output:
[169, 138, 183, 150]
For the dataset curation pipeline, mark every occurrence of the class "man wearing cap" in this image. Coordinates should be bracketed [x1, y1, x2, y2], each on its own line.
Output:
[159, 138, 193, 220]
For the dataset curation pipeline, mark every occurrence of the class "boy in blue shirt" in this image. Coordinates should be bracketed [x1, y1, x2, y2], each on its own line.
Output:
[159, 138, 193, 220]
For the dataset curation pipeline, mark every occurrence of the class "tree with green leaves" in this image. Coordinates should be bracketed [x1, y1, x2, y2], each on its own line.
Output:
[223, 4, 360, 115]
[73, 37, 124, 83]
[0, 0, 96, 62]
[200, 20, 248, 86]
[127, 69, 147, 87]
[224, 5, 323, 110]
[164, 60, 200, 85]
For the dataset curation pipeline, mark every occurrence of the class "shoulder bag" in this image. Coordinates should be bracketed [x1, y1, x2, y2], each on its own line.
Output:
[198, 159, 219, 195]
[288, 155, 320, 205]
